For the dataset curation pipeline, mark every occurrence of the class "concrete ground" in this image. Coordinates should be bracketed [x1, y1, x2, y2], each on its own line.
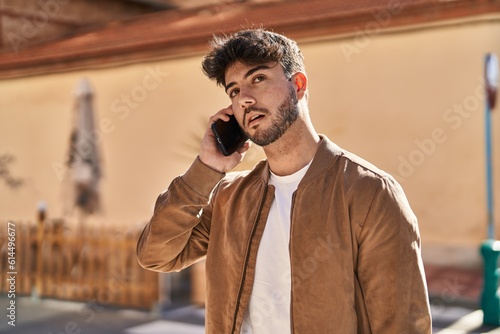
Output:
[0, 296, 499, 333]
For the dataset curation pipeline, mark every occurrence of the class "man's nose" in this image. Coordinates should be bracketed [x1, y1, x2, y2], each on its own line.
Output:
[238, 89, 256, 110]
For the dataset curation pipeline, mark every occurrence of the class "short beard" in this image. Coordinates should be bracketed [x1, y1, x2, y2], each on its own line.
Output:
[247, 86, 299, 146]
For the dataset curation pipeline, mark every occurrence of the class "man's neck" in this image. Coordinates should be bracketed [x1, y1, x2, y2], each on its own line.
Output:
[263, 118, 320, 176]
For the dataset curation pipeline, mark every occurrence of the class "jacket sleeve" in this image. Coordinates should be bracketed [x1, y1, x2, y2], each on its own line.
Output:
[356, 175, 432, 333]
[136, 157, 224, 272]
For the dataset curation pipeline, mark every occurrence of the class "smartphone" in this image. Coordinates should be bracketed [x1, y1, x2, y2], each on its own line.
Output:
[211, 114, 248, 156]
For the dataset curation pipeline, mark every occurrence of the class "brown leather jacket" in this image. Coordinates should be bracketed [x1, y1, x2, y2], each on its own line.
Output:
[137, 136, 432, 333]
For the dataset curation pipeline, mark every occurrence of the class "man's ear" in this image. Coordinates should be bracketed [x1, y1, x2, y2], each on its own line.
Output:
[291, 72, 307, 100]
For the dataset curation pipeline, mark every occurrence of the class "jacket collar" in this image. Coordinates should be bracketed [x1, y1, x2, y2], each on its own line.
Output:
[258, 134, 342, 187]
[300, 135, 342, 187]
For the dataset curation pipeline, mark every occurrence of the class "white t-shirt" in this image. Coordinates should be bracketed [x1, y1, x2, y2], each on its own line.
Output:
[241, 162, 312, 334]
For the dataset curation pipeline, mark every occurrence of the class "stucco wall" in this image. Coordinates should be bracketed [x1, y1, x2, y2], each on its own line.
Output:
[1, 17, 499, 267]
[306, 18, 500, 267]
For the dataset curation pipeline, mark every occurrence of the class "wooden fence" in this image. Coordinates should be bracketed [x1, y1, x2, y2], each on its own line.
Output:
[0, 218, 158, 310]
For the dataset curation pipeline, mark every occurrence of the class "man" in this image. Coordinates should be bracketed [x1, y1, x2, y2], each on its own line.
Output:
[137, 29, 432, 333]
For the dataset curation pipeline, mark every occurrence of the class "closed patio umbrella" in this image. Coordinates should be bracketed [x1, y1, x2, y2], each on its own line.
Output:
[64, 78, 101, 216]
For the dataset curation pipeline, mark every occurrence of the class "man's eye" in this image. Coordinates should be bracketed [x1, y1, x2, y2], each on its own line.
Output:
[229, 89, 239, 98]
[253, 75, 265, 83]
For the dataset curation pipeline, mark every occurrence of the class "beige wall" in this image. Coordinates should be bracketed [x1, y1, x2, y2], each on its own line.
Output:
[1, 16, 499, 267]
[305, 18, 500, 267]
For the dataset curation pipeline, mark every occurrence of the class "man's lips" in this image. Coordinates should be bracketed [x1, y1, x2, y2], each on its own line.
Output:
[246, 113, 265, 127]
[244, 108, 268, 128]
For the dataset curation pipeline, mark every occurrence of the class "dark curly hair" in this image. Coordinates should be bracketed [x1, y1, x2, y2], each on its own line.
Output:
[201, 29, 305, 87]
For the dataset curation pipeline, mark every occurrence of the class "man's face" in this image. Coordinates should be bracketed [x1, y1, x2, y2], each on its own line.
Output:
[224, 61, 299, 146]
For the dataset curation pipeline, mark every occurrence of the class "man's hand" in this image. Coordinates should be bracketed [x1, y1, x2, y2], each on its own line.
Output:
[199, 106, 251, 173]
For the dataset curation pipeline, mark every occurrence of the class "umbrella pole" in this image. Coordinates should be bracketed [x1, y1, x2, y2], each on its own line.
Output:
[486, 101, 495, 240]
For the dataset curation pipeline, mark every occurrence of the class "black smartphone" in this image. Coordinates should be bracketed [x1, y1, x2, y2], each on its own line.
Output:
[211, 114, 248, 156]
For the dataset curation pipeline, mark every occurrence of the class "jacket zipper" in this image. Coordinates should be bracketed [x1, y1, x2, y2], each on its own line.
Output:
[230, 185, 269, 333]
[289, 191, 297, 334]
